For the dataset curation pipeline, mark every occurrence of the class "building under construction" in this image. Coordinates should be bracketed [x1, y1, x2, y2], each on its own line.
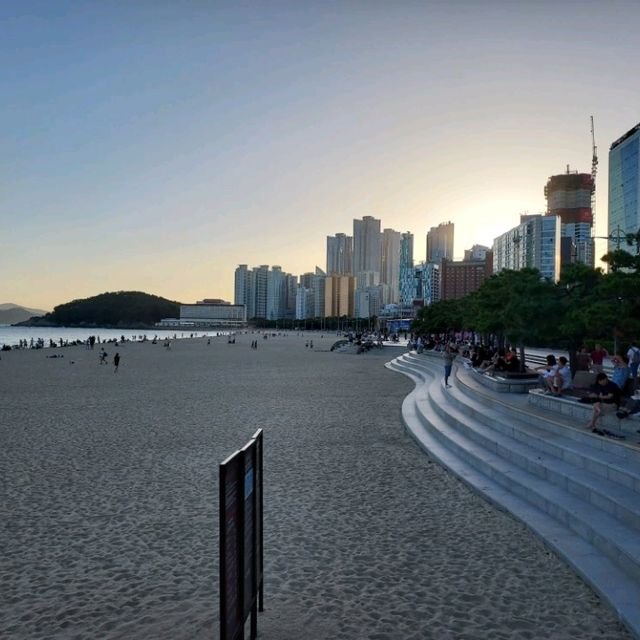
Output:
[544, 169, 595, 266]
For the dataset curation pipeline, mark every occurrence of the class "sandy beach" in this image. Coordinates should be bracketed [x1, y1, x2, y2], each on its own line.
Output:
[0, 334, 631, 639]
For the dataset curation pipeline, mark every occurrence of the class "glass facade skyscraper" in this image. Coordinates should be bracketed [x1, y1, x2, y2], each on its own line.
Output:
[608, 122, 640, 255]
[493, 214, 561, 282]
[399, 232, 415, 306]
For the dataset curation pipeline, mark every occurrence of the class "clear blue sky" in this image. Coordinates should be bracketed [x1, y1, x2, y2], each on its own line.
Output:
[2, 0, 639, 309]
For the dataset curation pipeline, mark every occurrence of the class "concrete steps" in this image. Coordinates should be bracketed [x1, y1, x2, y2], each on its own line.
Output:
[386, 352, 640, 639]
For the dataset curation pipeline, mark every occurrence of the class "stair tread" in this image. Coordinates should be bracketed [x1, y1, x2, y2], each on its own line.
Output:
[428, 377, 640, 512]
[414, 380, 640, 562]
[392, 363, 640, 638]
[400, 354, 640, 477]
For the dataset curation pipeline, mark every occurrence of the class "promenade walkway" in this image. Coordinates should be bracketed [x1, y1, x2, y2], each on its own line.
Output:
[386, 350, 640, 639]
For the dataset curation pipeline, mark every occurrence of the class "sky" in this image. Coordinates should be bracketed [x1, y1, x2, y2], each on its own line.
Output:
[2, 0, 639, 311]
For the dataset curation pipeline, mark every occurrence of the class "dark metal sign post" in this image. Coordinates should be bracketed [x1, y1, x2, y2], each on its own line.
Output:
[219, 430, 264, 640]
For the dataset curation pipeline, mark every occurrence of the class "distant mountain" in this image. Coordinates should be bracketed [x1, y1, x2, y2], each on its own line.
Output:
[15, 291, 181, 328]
[0, 304, 49, 325]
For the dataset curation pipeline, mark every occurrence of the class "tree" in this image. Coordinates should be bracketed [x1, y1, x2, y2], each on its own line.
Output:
[555, 264, 605, 372]
[412, 298, 465, 336]
[601, 249, 640, 273]
[44, 291, 181, 327]
[589, 270, 640, 354]
[469, 269, 555, 370]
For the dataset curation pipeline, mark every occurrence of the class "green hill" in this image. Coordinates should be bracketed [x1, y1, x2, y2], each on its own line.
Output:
[21, 291, 181, 328]
[0, 304, 49, 324]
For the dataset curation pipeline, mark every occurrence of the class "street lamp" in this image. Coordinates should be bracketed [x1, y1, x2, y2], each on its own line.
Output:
[613, 296, 623, 355]
[594, 225, 640, 254]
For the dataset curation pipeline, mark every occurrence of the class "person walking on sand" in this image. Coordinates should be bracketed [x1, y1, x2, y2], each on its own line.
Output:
[443, 344, 455, 388]
[113, 353, 120, 373]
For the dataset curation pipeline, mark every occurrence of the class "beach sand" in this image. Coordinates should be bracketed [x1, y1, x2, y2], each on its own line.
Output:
[0, 334, 631, 639]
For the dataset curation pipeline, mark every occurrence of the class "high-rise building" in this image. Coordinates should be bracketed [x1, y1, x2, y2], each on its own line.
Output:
[312, 270, 326, 318]
[324, 275, 356, 317]
[415, 262, 440, 306]
[380, 228, 401, 303]
[235, 264, 295, 320]
[245, 270, 257, 318]
[609, 122, 640, 255]
[266, 266, 286, 320]
[545, 169, 594, 266]
[326, 233, 353, 275]
[285, 274, 298, 319]
[355, 287, 382, 319]
[299, 272, 315, 290]
[493, 214, 561, 281]
[399, 232, 415, 307]
[439, 253, 493, 300]
[234, 264, 260, 318]
[426, 221, 454, 263]
[253, 265, 269, 319]
[463, 244, 490, 262]
[356, 270, 379, 288]
[295, 285, 314, 320]
[353, 216, 381, 275]
[234, 264, 250, 307]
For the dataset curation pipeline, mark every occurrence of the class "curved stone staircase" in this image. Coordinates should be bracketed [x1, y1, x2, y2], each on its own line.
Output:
[386, 351, 640, 639]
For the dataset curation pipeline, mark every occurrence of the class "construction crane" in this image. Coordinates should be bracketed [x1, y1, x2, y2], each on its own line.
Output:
[590, 116, 600, 260]
[591, 115, 598, 184]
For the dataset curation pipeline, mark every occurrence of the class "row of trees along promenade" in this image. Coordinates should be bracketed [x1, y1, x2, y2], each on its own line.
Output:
[412, 247, 640, 375]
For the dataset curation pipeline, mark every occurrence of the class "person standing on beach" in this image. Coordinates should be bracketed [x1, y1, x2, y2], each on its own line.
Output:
[443, 345, 455, 388]
[113, 353, 120, 372]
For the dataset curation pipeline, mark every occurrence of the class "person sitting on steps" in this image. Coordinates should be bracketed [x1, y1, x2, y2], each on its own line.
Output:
[536, 354, 557, 390]
[544, 356, 572, 396]
[586, 372, 621, 432]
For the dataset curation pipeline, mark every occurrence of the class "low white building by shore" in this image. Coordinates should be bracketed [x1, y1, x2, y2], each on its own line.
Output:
[157, 301, 246, 329]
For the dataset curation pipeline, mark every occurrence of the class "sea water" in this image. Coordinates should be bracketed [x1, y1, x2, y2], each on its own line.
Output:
[0, 326, 229, 348]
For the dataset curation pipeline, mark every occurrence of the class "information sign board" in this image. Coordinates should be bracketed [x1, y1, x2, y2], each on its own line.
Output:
[219, 452, 243, 640]
[220, 430, 264, 640]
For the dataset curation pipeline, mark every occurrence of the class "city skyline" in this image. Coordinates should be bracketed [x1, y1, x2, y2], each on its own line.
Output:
[2, 1, 640, 310]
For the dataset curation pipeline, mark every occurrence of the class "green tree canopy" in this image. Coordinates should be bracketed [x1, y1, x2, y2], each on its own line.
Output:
[469, 269, 556, 348]
[412, 298, 465, 335]
[601, 249, 640, 273]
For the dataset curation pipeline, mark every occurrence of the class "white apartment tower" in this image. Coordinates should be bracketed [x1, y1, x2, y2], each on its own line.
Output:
[234, 264, 250, 307]
[493, 214, 561, 282]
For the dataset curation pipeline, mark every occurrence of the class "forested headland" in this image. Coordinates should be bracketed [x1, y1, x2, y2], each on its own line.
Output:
[16, 291, 181, 328]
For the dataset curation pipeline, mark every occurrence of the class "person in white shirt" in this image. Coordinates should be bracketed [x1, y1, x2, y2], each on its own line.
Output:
[545, 356, 572, 395]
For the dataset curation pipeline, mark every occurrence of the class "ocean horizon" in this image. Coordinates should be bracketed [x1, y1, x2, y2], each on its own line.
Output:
[0, 325, 229, 348]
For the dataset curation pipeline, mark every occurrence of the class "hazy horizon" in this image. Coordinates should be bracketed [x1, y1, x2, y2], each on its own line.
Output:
[2, 1, 639, 310]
